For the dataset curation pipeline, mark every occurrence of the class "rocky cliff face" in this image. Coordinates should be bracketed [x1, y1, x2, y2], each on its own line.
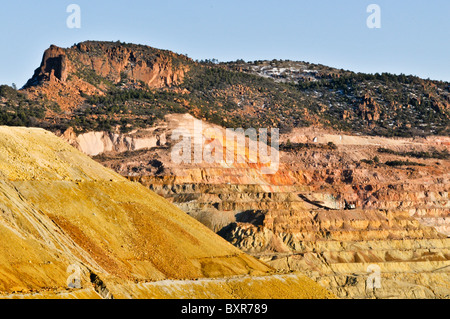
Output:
[26, 42, 189, 89]
[87, 114, 450, 299]
[69, 41, 189, 88]
[25, 45, 69, 86]
[22, 41, 190, 112]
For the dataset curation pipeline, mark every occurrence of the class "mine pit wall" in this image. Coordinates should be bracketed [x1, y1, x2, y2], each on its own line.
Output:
[131, 166, 450, 239]
[62, 129, 167, 156]
[128, 166, 450, 299]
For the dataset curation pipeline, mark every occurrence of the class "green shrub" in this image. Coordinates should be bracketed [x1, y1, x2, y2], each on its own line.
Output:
[378, 147, 449, 160]
[384, 160, 425, 167]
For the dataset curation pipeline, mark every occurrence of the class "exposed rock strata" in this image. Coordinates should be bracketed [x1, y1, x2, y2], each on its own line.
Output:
[89, 114, 450, 299]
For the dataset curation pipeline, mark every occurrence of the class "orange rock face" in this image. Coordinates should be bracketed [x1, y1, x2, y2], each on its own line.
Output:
[23, 41, 190, 112]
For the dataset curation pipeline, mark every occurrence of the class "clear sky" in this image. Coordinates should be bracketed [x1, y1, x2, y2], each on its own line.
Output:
[0, 0, 449, 87]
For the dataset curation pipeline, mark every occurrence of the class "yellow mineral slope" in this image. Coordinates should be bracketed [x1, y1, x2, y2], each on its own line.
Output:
[0, 126, 333, 299]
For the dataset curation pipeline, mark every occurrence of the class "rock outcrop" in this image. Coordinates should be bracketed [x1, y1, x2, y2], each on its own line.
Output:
[25, 45, 69, 86]
[25, 42, 188, 89]
[22, 41, 190, 112]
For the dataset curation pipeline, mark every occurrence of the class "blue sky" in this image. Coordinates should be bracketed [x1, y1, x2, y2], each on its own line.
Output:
[0, 0, 449, 87]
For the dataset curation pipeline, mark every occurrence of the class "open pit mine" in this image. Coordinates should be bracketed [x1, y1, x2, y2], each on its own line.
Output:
[0, 126, 333, 299]
[82, 113, 450, 299]
[1, 41, 448, 299]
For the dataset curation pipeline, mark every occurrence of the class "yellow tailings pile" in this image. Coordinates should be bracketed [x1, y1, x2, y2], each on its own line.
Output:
[0, 126, 333, 299]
